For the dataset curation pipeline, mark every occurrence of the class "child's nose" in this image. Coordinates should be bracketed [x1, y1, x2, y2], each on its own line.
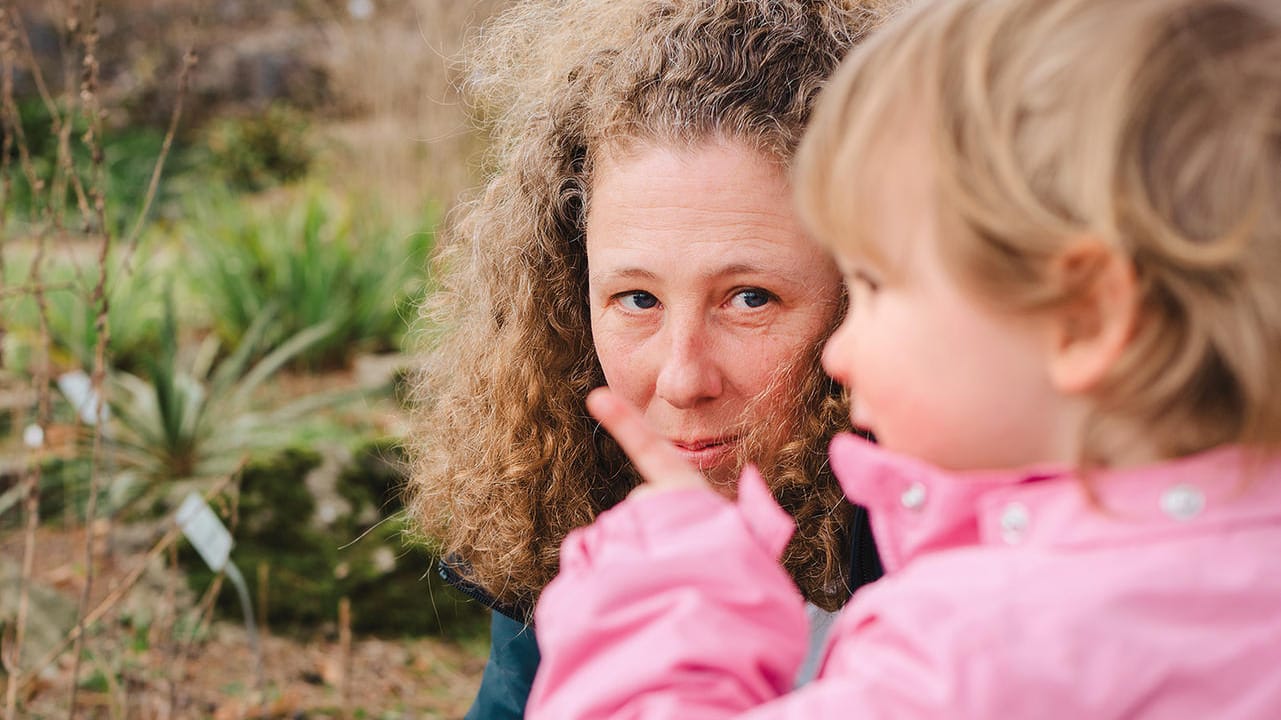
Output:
[821, 318, 856, 387]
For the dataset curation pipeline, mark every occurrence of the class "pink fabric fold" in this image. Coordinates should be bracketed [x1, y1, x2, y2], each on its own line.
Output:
[529, 443, 1281, 719]
[529, 479, 807, 720]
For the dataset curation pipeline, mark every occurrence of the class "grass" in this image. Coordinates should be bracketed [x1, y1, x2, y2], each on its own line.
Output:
[180, 187, 434, 371]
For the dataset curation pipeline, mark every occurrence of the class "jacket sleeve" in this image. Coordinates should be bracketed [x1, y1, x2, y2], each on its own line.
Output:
[465, 610, 542, 720]
[526, 467, 810, 719]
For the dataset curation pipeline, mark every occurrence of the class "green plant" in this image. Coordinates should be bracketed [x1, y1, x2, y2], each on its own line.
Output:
[1, 245, 172, 376]
[337, 435, 407, 520]
[104, 290, 343, 489]
[203, 103, 314, 192]
[339, 515, 489, 637]
[182, 187, 434, 370]
[4, 456, 93, 526]
[335, 437, 488, 636]
[180, 442, 488, 637]
[177, 447, 337, 632]
[1, 98, 195, 232]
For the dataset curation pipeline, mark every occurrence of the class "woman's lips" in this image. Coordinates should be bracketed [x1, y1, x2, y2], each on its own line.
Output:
[670, 438, 737, 469]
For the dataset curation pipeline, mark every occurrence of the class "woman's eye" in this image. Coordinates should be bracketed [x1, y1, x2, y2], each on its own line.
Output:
[730, 288, 775, 309]
[617, 291, 659, 311]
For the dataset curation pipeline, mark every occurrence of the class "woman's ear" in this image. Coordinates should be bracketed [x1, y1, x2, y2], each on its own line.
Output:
[1046, 241, 1139, 395]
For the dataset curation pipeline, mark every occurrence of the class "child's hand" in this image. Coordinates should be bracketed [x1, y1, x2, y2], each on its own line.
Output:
[585, 387, 710, 499]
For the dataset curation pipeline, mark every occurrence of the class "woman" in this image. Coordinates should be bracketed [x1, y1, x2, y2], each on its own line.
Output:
[405, 1, 892, 717]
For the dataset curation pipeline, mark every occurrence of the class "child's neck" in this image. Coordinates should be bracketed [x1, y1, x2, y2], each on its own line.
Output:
[1064, 417, 1163, 472]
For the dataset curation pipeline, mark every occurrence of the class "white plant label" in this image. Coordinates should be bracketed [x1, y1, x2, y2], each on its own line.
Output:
[22, 423, 44, 448]
[176, 492, 233, 572]
[57, 370, 108, 426]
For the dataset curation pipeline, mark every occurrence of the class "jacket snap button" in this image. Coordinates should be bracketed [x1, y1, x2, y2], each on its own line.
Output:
[900, 482, 927, 511]
[1160, 484, 1205, 521]
[999, 503, 1029, 545]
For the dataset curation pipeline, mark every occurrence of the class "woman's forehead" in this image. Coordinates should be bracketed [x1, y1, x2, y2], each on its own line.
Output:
[585, 141, 832, 277]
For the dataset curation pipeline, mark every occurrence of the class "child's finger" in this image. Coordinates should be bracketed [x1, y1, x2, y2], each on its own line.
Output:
[586, 387, 707, 492]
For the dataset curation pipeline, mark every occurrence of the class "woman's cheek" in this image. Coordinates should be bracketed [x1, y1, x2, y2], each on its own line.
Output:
[743, 327, 813, 403]
[594, 329, 659, 407]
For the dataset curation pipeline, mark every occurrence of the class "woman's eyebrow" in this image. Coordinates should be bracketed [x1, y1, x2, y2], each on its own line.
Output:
[594, 262, 796, 283]
[592, 267, 659, 283]
[714, 262, 776, 278]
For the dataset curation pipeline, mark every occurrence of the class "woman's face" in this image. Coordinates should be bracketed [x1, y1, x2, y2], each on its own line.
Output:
[586, 140, 842, 489]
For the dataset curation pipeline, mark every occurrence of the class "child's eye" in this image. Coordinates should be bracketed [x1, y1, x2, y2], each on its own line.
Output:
[850, 271, 880, 293]
[729, 288, 775, 309]
[616, 291, 660, 311]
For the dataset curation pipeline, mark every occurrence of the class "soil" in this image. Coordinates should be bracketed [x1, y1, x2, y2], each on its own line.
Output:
[4, 523, 488, 719]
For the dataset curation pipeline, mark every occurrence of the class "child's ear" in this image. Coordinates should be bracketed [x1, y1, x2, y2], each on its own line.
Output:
[1046, 241, 1138, 395]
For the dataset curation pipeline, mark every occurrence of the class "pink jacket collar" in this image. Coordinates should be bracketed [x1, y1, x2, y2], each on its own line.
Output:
[828, 434, 1281, 573]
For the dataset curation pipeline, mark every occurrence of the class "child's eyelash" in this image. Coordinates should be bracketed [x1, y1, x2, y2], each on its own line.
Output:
[851, 271, 880, 291]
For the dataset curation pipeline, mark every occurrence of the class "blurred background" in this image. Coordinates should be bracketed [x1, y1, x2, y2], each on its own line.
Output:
[0, 1, 509, 717]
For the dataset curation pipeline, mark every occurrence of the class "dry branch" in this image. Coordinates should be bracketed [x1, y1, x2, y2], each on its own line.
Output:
[66, 2, 107, 715]
[10, 470, 242, 701]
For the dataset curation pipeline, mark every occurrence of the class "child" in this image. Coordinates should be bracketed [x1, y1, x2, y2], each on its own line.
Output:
[525, 0, 1281, 717]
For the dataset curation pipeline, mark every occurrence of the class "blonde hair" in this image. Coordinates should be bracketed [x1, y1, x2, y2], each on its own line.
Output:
[798, 0, 1281, 466]
[407, 0, 894, 615]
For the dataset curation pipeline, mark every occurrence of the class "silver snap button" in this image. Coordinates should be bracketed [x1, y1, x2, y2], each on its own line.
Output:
[900, 482, 927, 511]
[999, 502, 1030, 545]
[1160, 484, 1205, 521]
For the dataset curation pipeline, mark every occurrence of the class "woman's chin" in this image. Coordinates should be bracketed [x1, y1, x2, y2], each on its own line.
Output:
[700, 460, 743, 499]
[706, 474, 739, 499]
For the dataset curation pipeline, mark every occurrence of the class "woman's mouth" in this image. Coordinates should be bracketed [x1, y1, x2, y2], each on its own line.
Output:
[670, 437, 737, 469]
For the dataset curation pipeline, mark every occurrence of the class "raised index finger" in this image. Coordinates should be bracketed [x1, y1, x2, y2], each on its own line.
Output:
[586, 387, 708, 493]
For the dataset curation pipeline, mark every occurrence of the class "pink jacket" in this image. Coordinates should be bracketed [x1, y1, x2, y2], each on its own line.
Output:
[528, 435, 1281, 718]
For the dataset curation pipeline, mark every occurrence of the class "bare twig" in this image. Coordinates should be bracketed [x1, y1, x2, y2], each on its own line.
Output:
[120, 46, 197, 268]
[3, 239, 55, 718]
[256, 562, 270, 637]
[8, 2, 93, 230]
[161, 542, 182, 720]
[0, 3, 11, 395]
[66, 0, 111, 714]
[0, 7, 50, 224]
[0, 281, 76, 299]
[1, 452, 45, 720]
[1, 9, 56, 716]
[11, 472, 241, 700]
[10, 3, 59, 131]
[339, 597, 352, 719]
[52, 0, 93, 232]
[0, 5, 14, 247]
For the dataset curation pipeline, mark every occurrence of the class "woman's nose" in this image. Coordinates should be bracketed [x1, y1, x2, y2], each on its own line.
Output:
[654, 320, 723, 409]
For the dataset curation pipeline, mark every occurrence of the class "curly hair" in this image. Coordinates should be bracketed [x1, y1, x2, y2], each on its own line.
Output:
[799, 0, 1281, 468]
[406, 0, 894, 616]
